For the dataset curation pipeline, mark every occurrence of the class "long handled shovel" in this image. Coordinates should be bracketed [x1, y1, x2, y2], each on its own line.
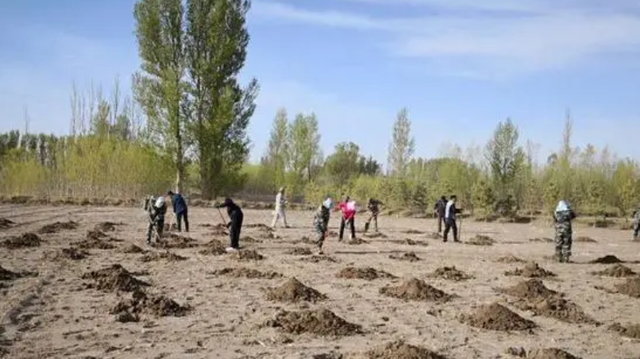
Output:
[217, 207, 230, 235]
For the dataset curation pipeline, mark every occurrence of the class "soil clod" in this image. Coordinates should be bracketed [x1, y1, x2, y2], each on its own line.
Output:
[466, 234, 495, 246]
[48, 247, 90, 261]
[157, 234, 198, 249]
[428, 266, 472, 281]
[1, 233, 42, 249]
[111, 289, 189, 319]
[210, 267, 282, 279]
[501, 279, 557, 301]
[123, 244, 145, 254]
[609, 322, 640, 339]
[389, 252, 420, 262]
[82, 264, 150, 292]
[528, 348, 582, 359]
[37, 220, 78, 234]
[301, 255, 338, 263]
[265, 308, 362, 336]
[336, 267, 395, 281]
[231, 249, 264, 261]
[461, 303, 536, 331]
[288, 247, 313, 255]
[354, 340, 449, 359]
[265, 277, 327, 302]
[505, 262, 556, 278]
[380, 278, 452, 302]
[198, 239, 227, 255]
[496, 255, 525, 263]
[94, 221, 120, 232]
[347, 237, 367, 245]
[73, 231, 116, 250]
[590, 255, 623, 264]
[591, 264, 636, 277]
[140, 251, 187, 262]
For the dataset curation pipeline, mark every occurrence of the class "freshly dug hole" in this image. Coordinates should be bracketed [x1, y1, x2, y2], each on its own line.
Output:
[336, 267, 395, 280]
[82, 264, 150, 292]
[591, 264, 636, 277]
[609, 322, 640, 339]
[140, 251, 187, 262]
[505, 262, 556, 278]
[428, 266, 472, 281]
[461, 303, 536, 331]
[1, 233, 42, 249]
[350, 340, 449, 359]
[265, 308, 362, 336]
[37, 220, 78, 234]
[380, 278, 452, 302]
[590, 255, 623, 264]
[198, 239, 227, 255]
[265, 277, 327, 302]
[528, 348, 582, 359]
[389, 252, 420, 262]
[466, 235, 495, 246]
[157, 234, 198, 248]
[111, 289, 189, 320]
[210, 267, 282, 279]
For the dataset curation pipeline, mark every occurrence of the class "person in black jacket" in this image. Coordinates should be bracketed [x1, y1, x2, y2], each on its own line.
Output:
[167, 190, 188, 232]
[216, 198, 243, 252]
[433, 196, 447, 233]
[443, 195, 462, 242]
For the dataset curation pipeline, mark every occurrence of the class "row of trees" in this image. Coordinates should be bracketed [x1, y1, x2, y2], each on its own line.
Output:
[1, 0, 639, 219]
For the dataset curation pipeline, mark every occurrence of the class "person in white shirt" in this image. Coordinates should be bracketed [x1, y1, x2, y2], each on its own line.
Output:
[270, 187, 289, 228]
[443, 195, 462, 242]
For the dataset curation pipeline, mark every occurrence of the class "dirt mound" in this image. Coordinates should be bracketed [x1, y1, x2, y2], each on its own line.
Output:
[296, 236, 316, 245]
[502, 279, 557, 301]
[288, 247, 313, 255]
[592, 264, 636, 277]
[94, 221, 119, 232]
[158, 234, 198, 248]
[364, 232, 387, 239]
[37, 220, 78, 234]
[389, 252, 421, 262]
[0, 218, 14, 229]
[48, 247, 90, 261]
[528, 348, 582, 359]
[0, 265, 25, 280]
[609, 322, 640, 339]
[301, 255, 338, 263]
[210, 267, 282, 279]
[111, 289, 189, 321]
[336, 267, 395, 281]
[614, 277, 640, 298]
[393, 238, 428, 246]
[140, 251, 187, 262]
[265, 308, 362, 336]
[122, 244, 145, 253]
[403, 229, 424, 234]
[198, 239, 227, 255]
[428, 266, 472, 281]
[466, 234, 495, 246]
[246, 223, 270, 229]
[356, 340, 449, 359]
[520, 295, 596, 324]
[505, 262, 556, 278]
[590, 255, 623, 264]
[496, 255, 525, 263]
[574, 236, 597, 243]
[380, 278, 452, 302]
[266, 277, 327, 302]
[529, 237, 553, 243]
[461, 303, 536, 331]
[241, 236, 262, 243]
[231, 249, 264, 261]
[348, 237, 368, 245]
[1, 232, 42, 249]
[82, 264, 150, 292]
[73, 233, 116, 250]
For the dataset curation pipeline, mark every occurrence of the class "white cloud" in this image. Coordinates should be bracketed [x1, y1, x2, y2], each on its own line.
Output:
[251, 1, 640, 76]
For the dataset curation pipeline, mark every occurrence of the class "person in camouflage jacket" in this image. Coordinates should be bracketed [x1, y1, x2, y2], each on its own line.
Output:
[632, 206, 640, 240]
[553, 200, 576, 263]
[313, 197, 332, 254]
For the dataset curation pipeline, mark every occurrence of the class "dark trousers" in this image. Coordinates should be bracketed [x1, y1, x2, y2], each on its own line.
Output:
[229, 218, 243, 248]
[366, 213, 378, 232]
[437, 215, 444, 233]
[443, 218, 458, 242]
[176, 210, 189, 232]
[339, 217, 355, 240]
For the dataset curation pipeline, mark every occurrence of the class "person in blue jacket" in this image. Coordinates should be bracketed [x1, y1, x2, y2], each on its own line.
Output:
[167, 190, 189, 232]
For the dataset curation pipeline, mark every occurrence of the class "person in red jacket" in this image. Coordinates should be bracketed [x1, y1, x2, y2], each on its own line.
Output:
[336, 195, 356, 241]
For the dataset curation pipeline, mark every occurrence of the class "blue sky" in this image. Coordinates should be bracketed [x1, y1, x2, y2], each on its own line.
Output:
[1, 0, 639, 165]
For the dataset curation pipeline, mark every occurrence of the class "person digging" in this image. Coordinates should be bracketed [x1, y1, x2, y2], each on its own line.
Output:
[216, 198, 244, 252]
[364, 198, 382, 233]
[336, 196, 357, 241]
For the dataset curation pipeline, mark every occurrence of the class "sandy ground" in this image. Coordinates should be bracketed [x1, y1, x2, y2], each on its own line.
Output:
[1, 204, 640, 359]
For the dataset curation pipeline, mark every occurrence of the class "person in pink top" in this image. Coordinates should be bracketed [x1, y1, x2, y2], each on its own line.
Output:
[336, 195, 357, 241]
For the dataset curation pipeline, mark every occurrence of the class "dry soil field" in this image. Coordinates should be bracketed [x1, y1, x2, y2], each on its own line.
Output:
[2, 204, 640, 359]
